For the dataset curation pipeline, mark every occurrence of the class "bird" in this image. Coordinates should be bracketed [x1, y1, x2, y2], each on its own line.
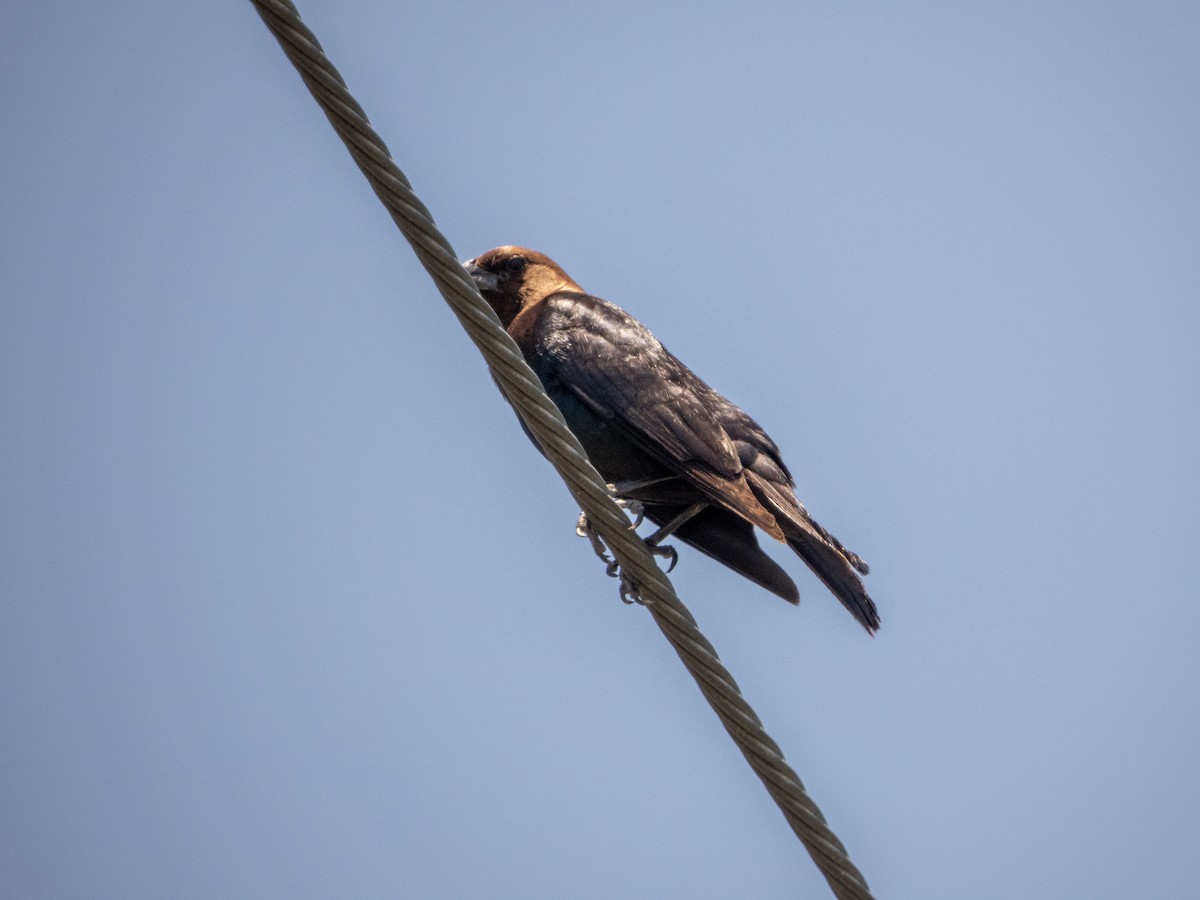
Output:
[463, 246, 880, 634]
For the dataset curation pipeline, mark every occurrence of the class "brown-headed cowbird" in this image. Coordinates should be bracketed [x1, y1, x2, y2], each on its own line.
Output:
[463, 246, 879, 634]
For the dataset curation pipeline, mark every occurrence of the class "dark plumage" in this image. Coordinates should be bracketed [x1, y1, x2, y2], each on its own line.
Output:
[463, 246, 880, 634]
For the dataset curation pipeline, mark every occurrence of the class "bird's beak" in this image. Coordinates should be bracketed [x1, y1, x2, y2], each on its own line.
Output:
[463, 259, 499, 293]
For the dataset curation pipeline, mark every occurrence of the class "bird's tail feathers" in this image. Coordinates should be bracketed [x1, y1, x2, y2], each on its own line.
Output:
[784, 527, 880, 634]
[749, 477, 879, 633]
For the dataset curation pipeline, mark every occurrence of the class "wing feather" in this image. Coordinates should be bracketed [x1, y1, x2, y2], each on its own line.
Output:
[535, 293, 783, 538]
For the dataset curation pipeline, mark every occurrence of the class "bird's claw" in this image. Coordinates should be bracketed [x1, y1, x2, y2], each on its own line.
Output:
[621, 499, 645, 530]
[648, 541, 678, 573]
[576, 511, 614, 567]
[605, 484, 645, 529]
[618, 571, 645, 605]
[576, 512, 625, 579]
[575, 507, 674, 604]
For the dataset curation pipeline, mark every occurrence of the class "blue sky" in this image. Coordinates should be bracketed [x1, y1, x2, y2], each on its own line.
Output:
[2, 2, 1198, 898]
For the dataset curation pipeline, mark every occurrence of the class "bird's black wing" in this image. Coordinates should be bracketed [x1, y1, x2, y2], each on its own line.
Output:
[530, 292, 783, 537]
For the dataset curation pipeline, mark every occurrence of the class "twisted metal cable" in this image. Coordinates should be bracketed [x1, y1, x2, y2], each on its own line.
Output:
[248, 2, 873, 896]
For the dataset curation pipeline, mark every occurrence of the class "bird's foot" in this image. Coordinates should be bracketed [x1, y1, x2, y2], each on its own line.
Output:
[611, 541, 678, 604]
[639, 540, 675, 573]
[614, 541, 677, 604]
[617, 569, 644, 605]
[575, 507, 678, 604]
[574, 482, 648, 570]
[605, 483, 645, 529]
[576, 511, 619, 576]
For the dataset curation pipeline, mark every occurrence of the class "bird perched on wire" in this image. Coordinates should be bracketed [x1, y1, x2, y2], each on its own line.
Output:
[463, 246, 879, 634]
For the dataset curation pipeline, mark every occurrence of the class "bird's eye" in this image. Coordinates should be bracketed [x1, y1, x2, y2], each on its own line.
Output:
[503, 255, 527, 274]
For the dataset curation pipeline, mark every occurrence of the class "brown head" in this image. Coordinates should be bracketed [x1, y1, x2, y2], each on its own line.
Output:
[463, 246, 584, 328]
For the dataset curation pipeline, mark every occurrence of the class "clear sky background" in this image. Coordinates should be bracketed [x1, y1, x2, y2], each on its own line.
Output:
[2, 2, 1198, 898]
